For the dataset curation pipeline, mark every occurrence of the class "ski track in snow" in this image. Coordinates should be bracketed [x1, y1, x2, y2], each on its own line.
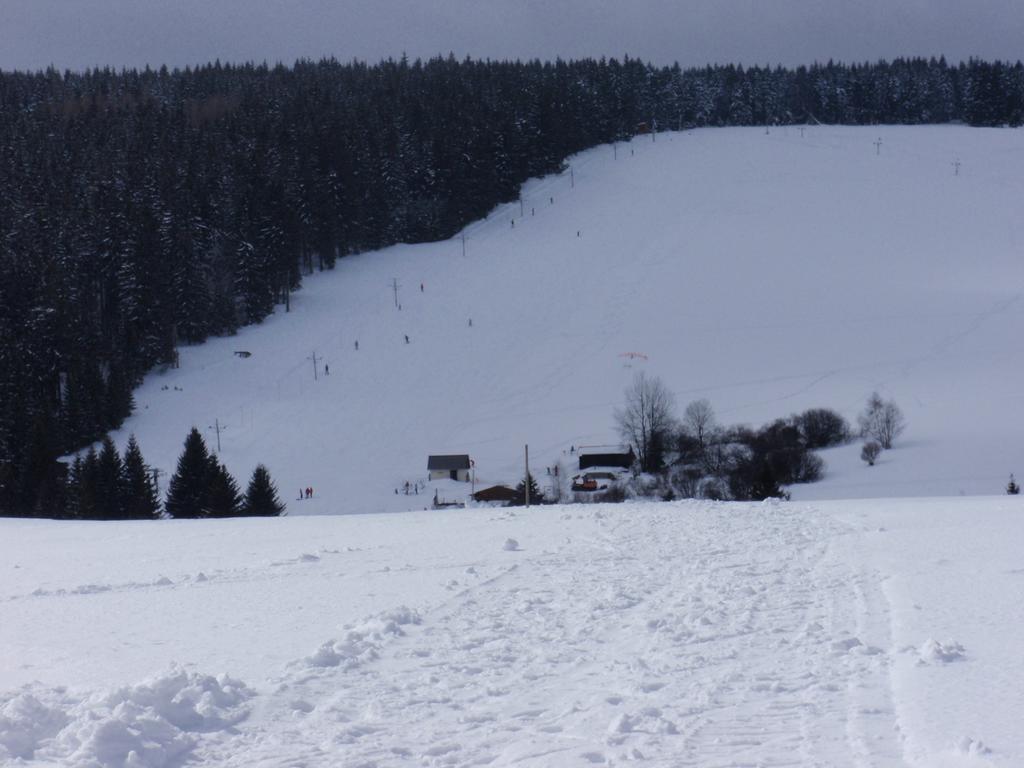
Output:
[194, 503, 908, 767]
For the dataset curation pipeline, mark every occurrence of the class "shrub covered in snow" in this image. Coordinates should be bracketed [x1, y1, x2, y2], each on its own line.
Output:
[861, 441, 882, 466]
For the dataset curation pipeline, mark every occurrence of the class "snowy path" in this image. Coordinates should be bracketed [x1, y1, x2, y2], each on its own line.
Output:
[199, 503, 907, 767]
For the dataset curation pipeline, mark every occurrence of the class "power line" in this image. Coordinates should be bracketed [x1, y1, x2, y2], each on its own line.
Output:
[207, 418, 226, 453]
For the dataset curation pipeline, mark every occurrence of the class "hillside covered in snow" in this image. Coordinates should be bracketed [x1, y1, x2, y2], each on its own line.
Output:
[103, 125, 1024, 513]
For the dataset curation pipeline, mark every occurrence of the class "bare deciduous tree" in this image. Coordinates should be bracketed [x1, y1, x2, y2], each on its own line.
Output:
[549, 461, 569, 503]
[682, 398, 717, 451]
[615, 372, 676, 474]
[857, 392, 906, 450]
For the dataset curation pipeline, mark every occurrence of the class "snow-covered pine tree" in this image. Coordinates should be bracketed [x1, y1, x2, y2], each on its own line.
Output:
[242, 464, 285, 517]
[1008, 474, 1020, 495]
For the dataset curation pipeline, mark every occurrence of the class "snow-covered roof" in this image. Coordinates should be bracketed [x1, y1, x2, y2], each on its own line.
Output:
[578, 445, 632, 457]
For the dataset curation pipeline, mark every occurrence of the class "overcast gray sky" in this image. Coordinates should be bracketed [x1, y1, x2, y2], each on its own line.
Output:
[0, 0, 1020, 73]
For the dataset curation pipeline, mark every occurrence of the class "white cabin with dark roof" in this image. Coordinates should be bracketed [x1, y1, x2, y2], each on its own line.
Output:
[428, 454, 472, 482]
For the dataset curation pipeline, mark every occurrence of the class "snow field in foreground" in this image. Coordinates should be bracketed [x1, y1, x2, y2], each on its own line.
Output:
[3, 496, 1023, 766]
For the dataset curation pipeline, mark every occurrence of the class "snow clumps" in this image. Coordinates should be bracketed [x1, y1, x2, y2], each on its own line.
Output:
[955, 736, 991, 756]
[304, 606, 422, 670]
[0, 691, 69, 761]
[0, 666, 252, 767]
[918, 638, 966, 664]
[606, 708, 678, 745]
[503, 538, 520, 552]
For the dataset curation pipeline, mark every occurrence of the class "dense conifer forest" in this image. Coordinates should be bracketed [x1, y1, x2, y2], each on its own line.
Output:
[1, 54, 1022, 517]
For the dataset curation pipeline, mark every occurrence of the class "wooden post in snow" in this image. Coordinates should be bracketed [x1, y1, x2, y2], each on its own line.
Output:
[525, 444, 530, 508]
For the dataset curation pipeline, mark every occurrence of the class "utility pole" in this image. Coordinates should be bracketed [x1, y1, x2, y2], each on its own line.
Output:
[952, 158, 961, 176]
[390, 278, 400, 308]
[874, 137, 883, 155]
[524, 444, 530, 507]
[308, 351, 319, 381]
[613, 142, 617, 160]
[570, 166, 575, 188]
[461, 233, 466, 258]
[800, 126, 805, 138]
[208, 418, 225, 453]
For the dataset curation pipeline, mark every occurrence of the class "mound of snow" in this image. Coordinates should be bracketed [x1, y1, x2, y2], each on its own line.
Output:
[956, 736, 992, 756]
[0, 667, 252, 767]
[919, 639, 967, 664]
[303, 607, 421, 670]
[606, 708, 677, 746]
[503, 538, 520, 552]
[0, 691, 69, 761]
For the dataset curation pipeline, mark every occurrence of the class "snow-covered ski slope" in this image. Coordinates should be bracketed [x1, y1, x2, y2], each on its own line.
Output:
[106, 125, 1023, 511]
[3, 497, 1023, 766]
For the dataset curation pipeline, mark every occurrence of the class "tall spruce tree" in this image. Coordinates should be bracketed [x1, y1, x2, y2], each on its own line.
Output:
[165, 428, 211, 519]
[68, 450, 100, 520]
[242, 464, 285, 517]
[120, 435, 161, 519]
[205, 455, 243, 518]
[95, 437, 124, 520]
